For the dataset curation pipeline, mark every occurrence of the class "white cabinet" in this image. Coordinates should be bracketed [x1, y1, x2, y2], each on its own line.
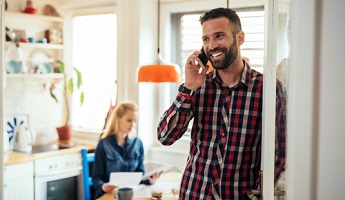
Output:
[4, 162, 34, 200]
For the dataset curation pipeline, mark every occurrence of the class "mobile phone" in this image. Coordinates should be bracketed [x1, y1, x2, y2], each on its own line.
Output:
[198, 47, 208, 69]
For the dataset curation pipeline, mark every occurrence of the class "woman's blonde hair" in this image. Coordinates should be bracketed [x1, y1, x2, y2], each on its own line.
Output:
[101, 101, 137, 139]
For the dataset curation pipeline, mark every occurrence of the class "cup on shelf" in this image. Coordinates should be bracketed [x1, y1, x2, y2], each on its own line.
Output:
[28, 37, 36, 43]
[38, 38, 47, 43]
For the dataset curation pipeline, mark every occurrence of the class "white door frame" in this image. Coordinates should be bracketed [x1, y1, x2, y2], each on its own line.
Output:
[262, 0, 278, 199]
[0, 1, 5, 200]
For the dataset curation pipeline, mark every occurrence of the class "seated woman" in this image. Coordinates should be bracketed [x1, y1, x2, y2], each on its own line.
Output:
[92, 101, 161, 199]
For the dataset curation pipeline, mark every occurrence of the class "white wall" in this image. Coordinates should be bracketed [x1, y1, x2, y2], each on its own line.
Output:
[317, 1, 345, 198]
[4, 77, 64, 146]
[287, 0, 345, 199]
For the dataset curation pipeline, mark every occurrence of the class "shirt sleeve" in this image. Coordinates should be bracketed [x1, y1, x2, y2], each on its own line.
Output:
[274, 81, 287, 185]
[92, 140, 106, 199]
[135, 139, 145, 173]
[157, 92, 194, 146]
[134, 139, 152, 185]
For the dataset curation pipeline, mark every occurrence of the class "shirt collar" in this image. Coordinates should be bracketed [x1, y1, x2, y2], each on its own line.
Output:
[208, 59, 253, 88]
[111, 135, 134, 147]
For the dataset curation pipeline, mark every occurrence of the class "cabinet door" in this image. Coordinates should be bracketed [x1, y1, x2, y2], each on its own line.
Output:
[4, 162, 34, 200]
[4, 177, 34, 200]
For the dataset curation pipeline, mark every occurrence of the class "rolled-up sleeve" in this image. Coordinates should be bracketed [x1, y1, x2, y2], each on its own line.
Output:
[157, 92, 194, 146]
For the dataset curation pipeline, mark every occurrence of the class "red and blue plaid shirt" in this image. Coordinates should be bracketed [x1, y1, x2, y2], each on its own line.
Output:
[157, 62, 287, 200]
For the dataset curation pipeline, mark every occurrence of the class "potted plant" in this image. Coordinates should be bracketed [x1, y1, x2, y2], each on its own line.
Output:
[49, 60, 84, 142]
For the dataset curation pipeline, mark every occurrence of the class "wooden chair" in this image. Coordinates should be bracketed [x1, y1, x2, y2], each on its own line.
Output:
[81, 148, 95, 200]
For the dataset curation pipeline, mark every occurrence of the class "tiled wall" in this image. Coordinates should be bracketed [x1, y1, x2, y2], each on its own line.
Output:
[4, 76, 65, 146]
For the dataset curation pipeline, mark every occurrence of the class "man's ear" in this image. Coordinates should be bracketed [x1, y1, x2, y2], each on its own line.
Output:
[237, 31, 245, 46]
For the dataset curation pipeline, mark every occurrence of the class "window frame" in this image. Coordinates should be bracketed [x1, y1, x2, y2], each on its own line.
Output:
[64, 5, 118, 133]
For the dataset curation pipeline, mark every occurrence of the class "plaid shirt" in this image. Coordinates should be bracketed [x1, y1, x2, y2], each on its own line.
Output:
[157, 63, 287, 200]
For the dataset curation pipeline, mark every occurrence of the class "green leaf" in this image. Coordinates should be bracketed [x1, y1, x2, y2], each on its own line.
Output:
[74, 67, 83, 89]
[80, 92, 84, 106]
[50, 91, 58, 103]
[67, 78, 74, 94]
[56, 60, 65, 73]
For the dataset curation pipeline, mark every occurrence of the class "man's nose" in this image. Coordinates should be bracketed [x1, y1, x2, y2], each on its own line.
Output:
[207, 40, 219, 52]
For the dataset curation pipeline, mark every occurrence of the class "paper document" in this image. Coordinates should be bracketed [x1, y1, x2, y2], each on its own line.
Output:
[142, 165, 175, 180]
[109, 172, 142, 186]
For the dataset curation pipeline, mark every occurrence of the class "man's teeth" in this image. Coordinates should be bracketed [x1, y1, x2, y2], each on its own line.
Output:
[212, 52, 222, 57]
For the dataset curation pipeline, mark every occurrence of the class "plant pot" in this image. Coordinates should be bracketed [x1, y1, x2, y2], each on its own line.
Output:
[56, 125, 72, 142]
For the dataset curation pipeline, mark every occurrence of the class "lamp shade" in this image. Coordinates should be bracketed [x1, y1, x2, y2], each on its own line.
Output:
[137, 64, 180, 83]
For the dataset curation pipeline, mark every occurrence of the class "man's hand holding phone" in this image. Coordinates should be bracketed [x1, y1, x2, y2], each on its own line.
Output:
[198, 47, 208, 70]
[184, 47, 209, 91]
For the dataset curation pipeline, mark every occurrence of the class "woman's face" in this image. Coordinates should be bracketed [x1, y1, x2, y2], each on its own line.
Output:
[118, 110, 137, 135]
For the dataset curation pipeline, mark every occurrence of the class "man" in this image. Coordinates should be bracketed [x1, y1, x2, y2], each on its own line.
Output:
[157, 7, 286, 199]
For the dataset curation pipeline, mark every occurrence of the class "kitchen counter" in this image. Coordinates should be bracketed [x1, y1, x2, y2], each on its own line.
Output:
[4, 143, 95, 166]
[4, 151, 33, 165]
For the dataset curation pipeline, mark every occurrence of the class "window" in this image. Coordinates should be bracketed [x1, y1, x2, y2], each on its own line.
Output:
[71, 14, 117, 132]
[174, 7, 264, 80]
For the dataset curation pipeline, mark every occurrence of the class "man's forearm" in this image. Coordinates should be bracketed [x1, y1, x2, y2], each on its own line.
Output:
[167, 114, 178, 131]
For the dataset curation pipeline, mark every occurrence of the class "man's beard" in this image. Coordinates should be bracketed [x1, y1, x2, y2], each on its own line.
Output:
[210, 37, 238, 70]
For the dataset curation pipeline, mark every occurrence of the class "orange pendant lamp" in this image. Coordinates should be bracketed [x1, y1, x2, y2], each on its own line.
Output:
[137, 54, 180, 83]
[137, 0, 180, 83]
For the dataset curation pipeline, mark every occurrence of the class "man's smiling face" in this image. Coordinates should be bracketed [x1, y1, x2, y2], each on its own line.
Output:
[202, 17, 240, 70]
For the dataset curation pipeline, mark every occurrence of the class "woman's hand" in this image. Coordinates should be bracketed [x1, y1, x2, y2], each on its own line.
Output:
[102, 182, 117, 193]
[148, 172, 163, 184]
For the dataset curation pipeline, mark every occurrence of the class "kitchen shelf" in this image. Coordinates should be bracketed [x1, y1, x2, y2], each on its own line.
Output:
[5, 42, 64, 50]
[6, 73, 64, 79]
[5, 11, 63, 22]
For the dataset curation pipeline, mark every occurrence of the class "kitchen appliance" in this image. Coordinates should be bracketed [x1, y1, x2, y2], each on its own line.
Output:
[34, 153, 83, 200]
[13, 125, 36, 152]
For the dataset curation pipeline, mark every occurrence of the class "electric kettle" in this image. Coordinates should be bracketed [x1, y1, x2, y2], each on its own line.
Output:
[13, 125, 36, 152]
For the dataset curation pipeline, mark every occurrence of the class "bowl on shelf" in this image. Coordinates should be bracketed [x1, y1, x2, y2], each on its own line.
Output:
[6, 60, 21, 74]
[37, 63, 53, 74]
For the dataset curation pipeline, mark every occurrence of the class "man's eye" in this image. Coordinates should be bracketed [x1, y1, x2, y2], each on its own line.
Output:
[216, 34, 224, 39]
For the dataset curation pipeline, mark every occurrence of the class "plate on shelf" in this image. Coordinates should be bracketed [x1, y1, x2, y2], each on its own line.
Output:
[6, 60, 21, 74]
[31, 49, 51, 68]
[38, 63, 53, 74]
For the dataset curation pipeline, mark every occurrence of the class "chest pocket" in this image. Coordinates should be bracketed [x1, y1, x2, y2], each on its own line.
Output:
[105, 151, 120, 161]
[128, 150, 140, 159]
[125, 148, 140, 171]
[105, 150, 123, 172]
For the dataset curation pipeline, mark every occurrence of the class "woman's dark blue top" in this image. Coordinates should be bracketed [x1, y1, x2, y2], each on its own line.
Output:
[92, 135, 148, 199]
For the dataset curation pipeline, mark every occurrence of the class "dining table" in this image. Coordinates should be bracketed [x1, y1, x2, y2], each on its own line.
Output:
[97, 171, 182, 200]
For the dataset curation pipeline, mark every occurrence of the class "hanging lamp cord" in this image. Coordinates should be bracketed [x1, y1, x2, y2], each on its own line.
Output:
[227, 0, 229, 8]
[157, 0, 160, 55]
